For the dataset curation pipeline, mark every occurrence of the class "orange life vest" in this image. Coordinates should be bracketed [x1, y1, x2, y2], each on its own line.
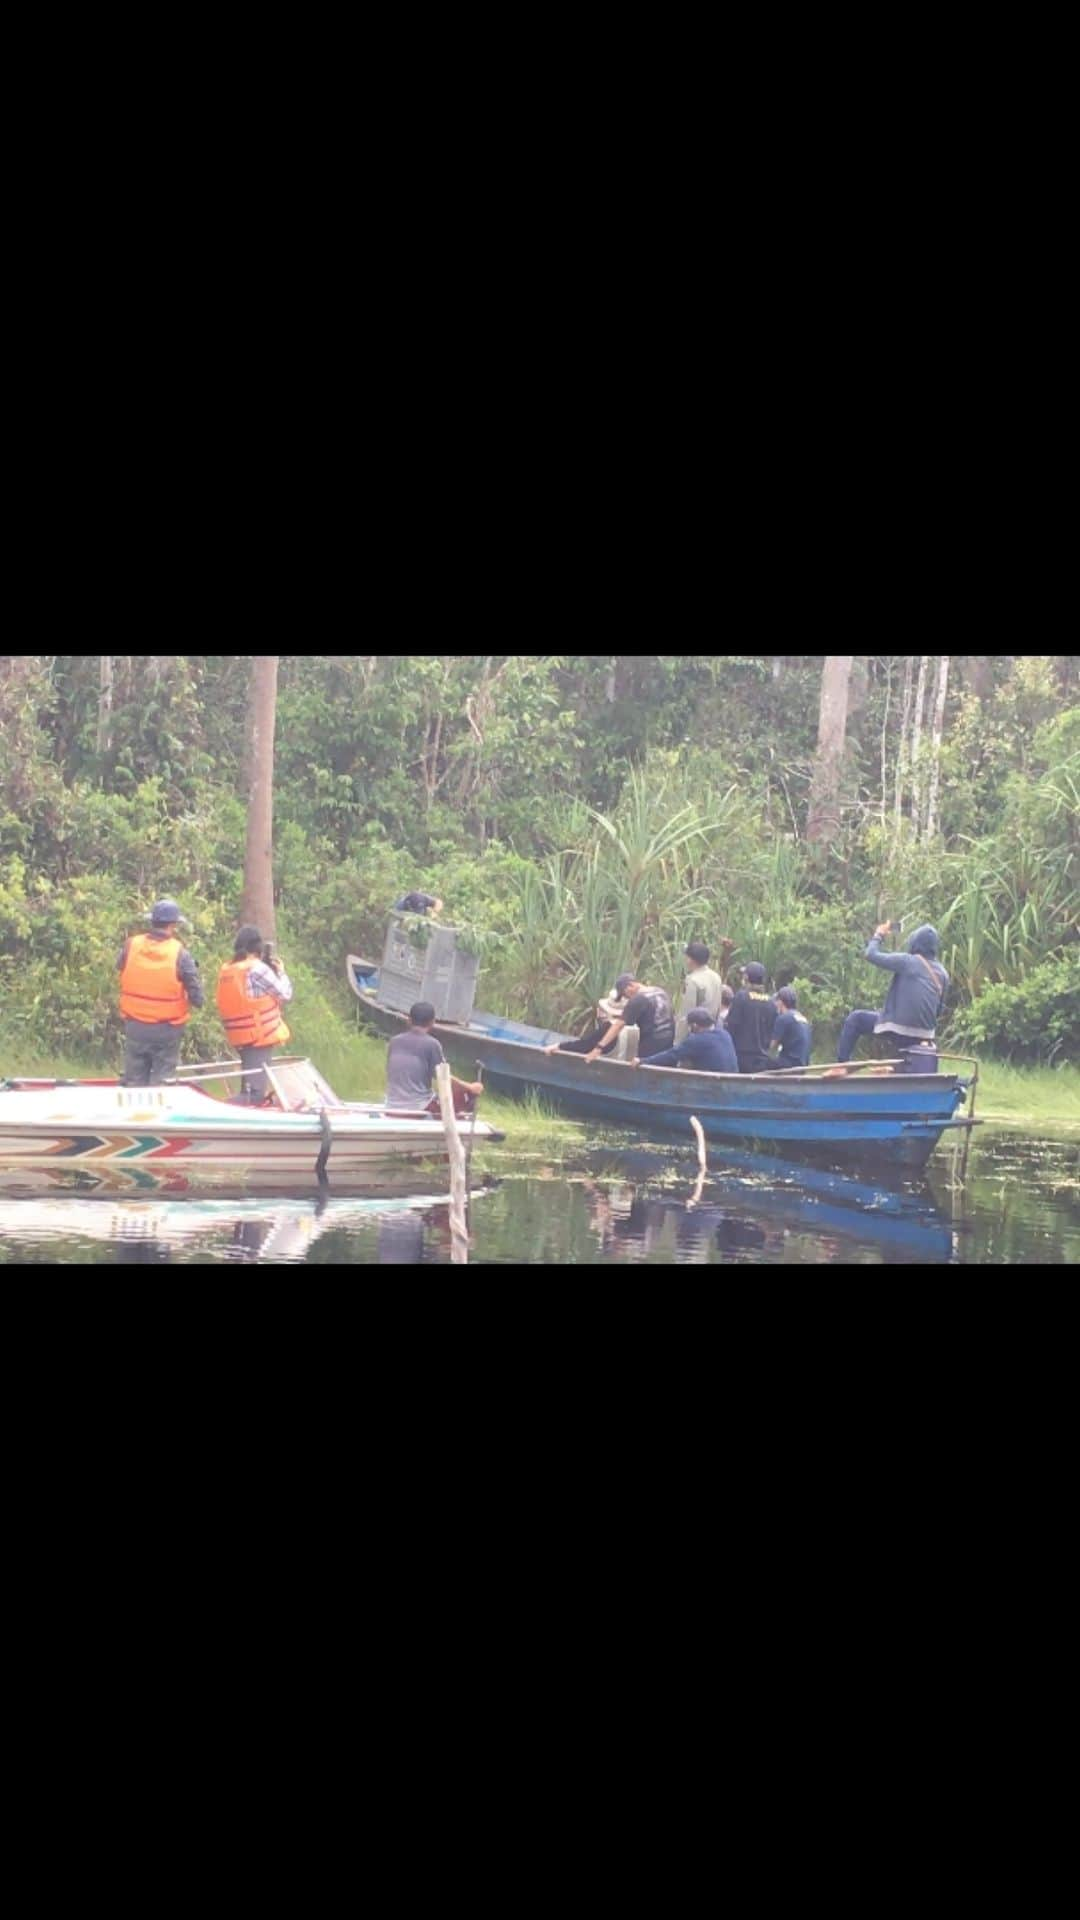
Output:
[216, 958, 291, 1049]
[119, 933, 190, 1026]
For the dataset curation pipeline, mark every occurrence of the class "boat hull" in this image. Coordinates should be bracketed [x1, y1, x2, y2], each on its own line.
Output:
[357, 996, 969, 1169]
[0, 1078, 501, 1182]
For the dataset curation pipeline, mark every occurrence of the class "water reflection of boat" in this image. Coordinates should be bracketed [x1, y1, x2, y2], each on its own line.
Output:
[0, 1161, 487, 1202]
[578, 1146, 956, 1263]
[0, 1185, 492, 1262]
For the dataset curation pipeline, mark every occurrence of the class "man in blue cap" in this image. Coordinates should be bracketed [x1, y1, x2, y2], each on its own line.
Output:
[836, 922, 948, 1062]
[117, 899, 204, 1085]
[635, 1006, 738, 1074]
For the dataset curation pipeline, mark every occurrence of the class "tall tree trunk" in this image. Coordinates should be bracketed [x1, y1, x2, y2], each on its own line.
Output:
[894, 655, 914, 835]
[909, 655, 930, 838]
[880, 658, 892, 830]
[848, 656, 869, 724]
[923, 655, 950, 841]
[806, 656, 854, 844]
[97, 657, 113, 756]
[241, 656, 279, 941]
[961, 655, 994, 700]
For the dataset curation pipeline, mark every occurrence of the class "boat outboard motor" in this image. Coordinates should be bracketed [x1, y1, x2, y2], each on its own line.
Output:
[899, 1042, 939, 1074]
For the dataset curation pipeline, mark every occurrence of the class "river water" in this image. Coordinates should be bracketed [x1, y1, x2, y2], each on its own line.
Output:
[0, 1126, 1075, 1264]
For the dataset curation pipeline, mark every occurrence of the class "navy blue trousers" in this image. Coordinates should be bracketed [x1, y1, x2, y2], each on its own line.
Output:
[836, 1012, 923, 1064]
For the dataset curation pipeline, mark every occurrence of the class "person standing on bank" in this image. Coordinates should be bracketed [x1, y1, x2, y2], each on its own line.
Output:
[216, 926, 294, 1103]
[770, 986, 812, 1069]
[724, 962, 778, 1073]
[836, 924, 948, 1063]
[117, 898, 204, 1086]
[584, 972, 676, 1062]
[675, 941, 726, 1042]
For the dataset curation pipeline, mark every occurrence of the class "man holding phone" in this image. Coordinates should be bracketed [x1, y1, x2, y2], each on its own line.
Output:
[836, 922, 948, 1063]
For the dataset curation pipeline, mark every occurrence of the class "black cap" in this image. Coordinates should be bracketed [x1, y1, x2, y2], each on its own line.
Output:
[687, 1007, 715, 1029]
[745, 961, 766, 984]
[409, 1002, 436, 1025]
[615, 972, 636, 994]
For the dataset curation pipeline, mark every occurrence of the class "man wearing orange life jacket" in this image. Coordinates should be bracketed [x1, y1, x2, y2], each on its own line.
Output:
[216, 924, 294, 1103]
[117, 898, 205, 1085]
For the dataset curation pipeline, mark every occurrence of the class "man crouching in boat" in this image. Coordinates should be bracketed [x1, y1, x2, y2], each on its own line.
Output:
[634, 1006, 738, 1073]
[583, 972, 676, 1063]
[836, 923, 948, 1064]
[386, 1002, 483, 1117]
[541, 983, 628, 1057]
[217, 926, 294, 1103]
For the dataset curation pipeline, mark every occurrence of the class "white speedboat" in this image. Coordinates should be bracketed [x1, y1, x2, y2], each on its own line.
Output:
[0, 1057, 503, 1183]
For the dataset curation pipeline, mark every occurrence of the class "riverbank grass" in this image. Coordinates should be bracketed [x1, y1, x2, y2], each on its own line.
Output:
[972, 1062, 1080, 1127]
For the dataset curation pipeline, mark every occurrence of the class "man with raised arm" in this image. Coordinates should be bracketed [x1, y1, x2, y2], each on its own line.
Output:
[836, 924, 948, 1063]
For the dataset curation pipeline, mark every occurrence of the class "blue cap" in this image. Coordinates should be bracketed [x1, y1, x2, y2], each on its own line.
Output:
[150, 898, 181, 925]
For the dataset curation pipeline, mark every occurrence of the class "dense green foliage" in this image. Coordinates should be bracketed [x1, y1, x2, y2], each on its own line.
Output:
[0, 654, 1076, 1070]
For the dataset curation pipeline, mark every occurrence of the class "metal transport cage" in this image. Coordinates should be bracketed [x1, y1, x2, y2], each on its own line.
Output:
[377, 916, 480, 1024]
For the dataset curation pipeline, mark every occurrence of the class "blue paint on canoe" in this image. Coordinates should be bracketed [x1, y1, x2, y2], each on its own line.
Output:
[355, 1000, 975, 1168]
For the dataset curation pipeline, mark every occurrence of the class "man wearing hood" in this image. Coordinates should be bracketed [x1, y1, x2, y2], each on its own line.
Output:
[836, 923, 948, 1063]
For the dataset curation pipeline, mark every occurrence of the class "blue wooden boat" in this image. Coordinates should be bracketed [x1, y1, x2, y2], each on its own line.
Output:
[348, 958, 980, 1170]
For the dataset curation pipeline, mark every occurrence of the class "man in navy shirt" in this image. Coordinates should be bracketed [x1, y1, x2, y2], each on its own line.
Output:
[636, 1006, 738, 1073]
[725, 961, 778, 1072]
[770, 986, 812, 1069]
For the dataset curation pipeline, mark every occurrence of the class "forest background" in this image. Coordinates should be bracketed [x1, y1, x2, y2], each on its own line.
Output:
[0, 654, 1076, 1074]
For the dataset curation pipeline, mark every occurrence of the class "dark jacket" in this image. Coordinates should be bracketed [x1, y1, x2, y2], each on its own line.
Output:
[117, 929, 204, 1009]
[645, 1026, 739, 1074]
[725, 987, 777, 1073]
[772, 1010, 812, 1069]
[866, 924, 947, 1041]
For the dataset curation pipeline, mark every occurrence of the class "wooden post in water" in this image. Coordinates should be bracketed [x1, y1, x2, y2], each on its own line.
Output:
[688, 1115, 708, 1209]
[435, 1061, 469, 1264]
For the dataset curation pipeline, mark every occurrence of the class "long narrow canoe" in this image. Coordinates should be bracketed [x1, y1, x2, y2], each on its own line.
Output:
[350, 968, 976, 1170]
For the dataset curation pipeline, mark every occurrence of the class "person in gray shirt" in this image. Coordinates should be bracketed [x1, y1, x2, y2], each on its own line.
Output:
[676, 941, 726, 1041]
[385, 1002, 484, 1114]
